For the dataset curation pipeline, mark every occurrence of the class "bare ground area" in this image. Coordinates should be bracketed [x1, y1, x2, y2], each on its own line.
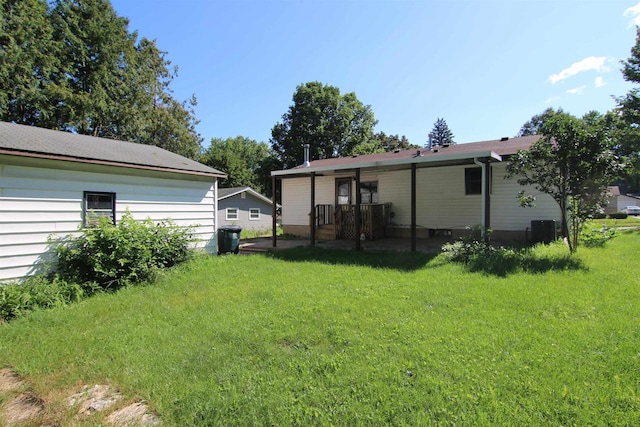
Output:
[0, 368, 160, 426]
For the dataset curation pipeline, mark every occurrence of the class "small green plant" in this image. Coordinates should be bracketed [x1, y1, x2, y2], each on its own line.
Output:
[50, 211, 195, 290]
[580, 223, 617, 247]
[441, 225, 494, 263]
[0, 275, 84, 322]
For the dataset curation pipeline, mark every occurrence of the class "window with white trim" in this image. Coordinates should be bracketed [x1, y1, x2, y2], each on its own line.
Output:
[226, 207, 239, 220]
[249, 208, 260, 220]
[84, 191, 115, 227]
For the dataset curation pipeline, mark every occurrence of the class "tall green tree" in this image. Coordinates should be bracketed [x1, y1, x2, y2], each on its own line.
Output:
[50, 0, 135, 136]
[351, 132, 419, 155]
[506, 110, 622, 253]
[270, 82, 378, 169]
[615, 26, 640, 190]
[1, 0, 202, 158]
[427, 118, 455, 148]
[516, 108, 558, 137]
[201, 136, 272, 192]
[0, 0, 59, 126]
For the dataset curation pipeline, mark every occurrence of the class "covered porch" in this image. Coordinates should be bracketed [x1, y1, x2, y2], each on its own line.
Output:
[270, 148, 500, 252]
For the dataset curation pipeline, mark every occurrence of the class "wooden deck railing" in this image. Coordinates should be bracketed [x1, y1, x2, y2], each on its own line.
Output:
[315, 204, 335, 228]
[315, 204, 386, 240]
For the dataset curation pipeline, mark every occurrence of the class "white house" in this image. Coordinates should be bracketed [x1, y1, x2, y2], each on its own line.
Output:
[270, 135, 562, 250]
[0, 122, 226, 281]
[218, 186, 278, 233]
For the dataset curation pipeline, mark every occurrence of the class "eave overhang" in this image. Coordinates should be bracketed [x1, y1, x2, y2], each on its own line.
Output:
[0, 148, 227, 179]
[271, 150, 503, 178]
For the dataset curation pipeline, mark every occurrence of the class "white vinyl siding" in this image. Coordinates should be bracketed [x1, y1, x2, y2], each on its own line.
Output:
[282, 178, 312, 226]
[490, 163, 560, 230]
[1, 159, 217, 281]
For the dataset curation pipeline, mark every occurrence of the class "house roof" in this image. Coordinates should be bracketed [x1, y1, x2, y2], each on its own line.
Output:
[271, 135, 541, 177]
[0, 121, 226, 178]
[218, 186, 277, 206]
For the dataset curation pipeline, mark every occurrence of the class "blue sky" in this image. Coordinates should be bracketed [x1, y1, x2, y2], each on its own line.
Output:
[110, 0, 640, 148]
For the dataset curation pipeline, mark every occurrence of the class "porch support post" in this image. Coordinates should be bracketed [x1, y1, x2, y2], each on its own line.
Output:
[272, 175, 277, 247]
[355, 168, 361, 251]
[310, 172, 316, 246]
[483, 159, 491, 242]
[411, 163, 417, 252]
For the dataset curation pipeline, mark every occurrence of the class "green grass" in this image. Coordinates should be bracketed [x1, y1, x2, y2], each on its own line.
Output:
[596, 215, 640, 228]
[1, 230, 640, 425]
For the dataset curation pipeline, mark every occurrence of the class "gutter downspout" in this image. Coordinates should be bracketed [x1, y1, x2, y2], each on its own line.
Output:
[214, 178, 219, 253]
[474, 157, 488, 240]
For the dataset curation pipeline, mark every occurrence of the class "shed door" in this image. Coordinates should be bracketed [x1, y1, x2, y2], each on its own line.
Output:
[336, 178, 351, 205]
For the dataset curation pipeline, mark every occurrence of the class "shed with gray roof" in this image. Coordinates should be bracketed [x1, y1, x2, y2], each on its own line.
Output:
[0, 122, 226, 281]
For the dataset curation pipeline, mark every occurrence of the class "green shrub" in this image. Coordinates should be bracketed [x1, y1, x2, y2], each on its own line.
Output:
[580, 224, 616, 247]
[0, 275, 84, 322]
[441, 225, 494, 263]
[608, 212, 628, 219]
[441, 240, 497, 263]
[50, 211, 195, 290]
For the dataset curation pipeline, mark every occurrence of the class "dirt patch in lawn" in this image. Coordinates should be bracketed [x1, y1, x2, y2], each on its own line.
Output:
[0, 367, 160, 426]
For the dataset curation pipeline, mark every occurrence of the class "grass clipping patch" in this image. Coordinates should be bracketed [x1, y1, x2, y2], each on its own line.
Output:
[0, 368, 45, 425]
[0, 368, 160, 426]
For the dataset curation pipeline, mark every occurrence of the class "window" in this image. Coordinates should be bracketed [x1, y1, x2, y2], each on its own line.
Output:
[360, 181, 378, 204]
[336, 178, 351, 205]
[465, 167, 491, 195]
[84, 192, 115, 226]
[226, 207, 239, 220]
[249, 208, 260, 220]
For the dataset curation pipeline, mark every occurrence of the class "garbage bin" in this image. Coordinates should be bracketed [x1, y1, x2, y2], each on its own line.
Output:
[218, 225, 242, 254]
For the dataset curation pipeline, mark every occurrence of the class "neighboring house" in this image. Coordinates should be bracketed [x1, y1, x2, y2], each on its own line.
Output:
[0, 122, 226, 281]
[271, 135, 562, 249]
[605, 186, 621, 214]
[217, 186, 277, 232]
[616, 192, 640, 212]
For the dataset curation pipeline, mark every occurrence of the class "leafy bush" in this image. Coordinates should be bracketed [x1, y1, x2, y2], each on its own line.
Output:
[441, 225, 494, 263]
[441, 240, 497, 264]
[609, 212, 628, 219]
[0, 275, 84, 322]
[51, 212, 195, 290]
[580, 224, 616, 247]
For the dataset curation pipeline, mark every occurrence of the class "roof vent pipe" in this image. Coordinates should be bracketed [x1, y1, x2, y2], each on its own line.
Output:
[302, 144, 310, 167]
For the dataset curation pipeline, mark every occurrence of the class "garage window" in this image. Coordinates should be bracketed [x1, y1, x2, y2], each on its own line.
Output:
[84, 192, 115, 226]
[249, 208, 260, 220]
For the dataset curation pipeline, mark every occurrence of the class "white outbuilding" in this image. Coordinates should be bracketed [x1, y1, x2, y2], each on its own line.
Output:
[0, 122, 226, 281]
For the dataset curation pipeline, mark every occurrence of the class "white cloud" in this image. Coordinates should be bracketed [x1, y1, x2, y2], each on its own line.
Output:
[595, 76, 606, 88]
[545, 96, 560, 104]
[566, 85, 587, 95]
[624, 2, 640, 27]
[548, 56, 610, 84]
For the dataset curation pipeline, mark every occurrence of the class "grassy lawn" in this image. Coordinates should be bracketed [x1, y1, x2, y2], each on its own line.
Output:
[1, 229, 640, 425]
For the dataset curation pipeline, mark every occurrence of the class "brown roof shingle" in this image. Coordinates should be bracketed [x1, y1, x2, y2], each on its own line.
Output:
[273, 135, 540, 176]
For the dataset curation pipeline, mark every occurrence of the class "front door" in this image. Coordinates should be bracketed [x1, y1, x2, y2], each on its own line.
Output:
[336, 178, 351, 205]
